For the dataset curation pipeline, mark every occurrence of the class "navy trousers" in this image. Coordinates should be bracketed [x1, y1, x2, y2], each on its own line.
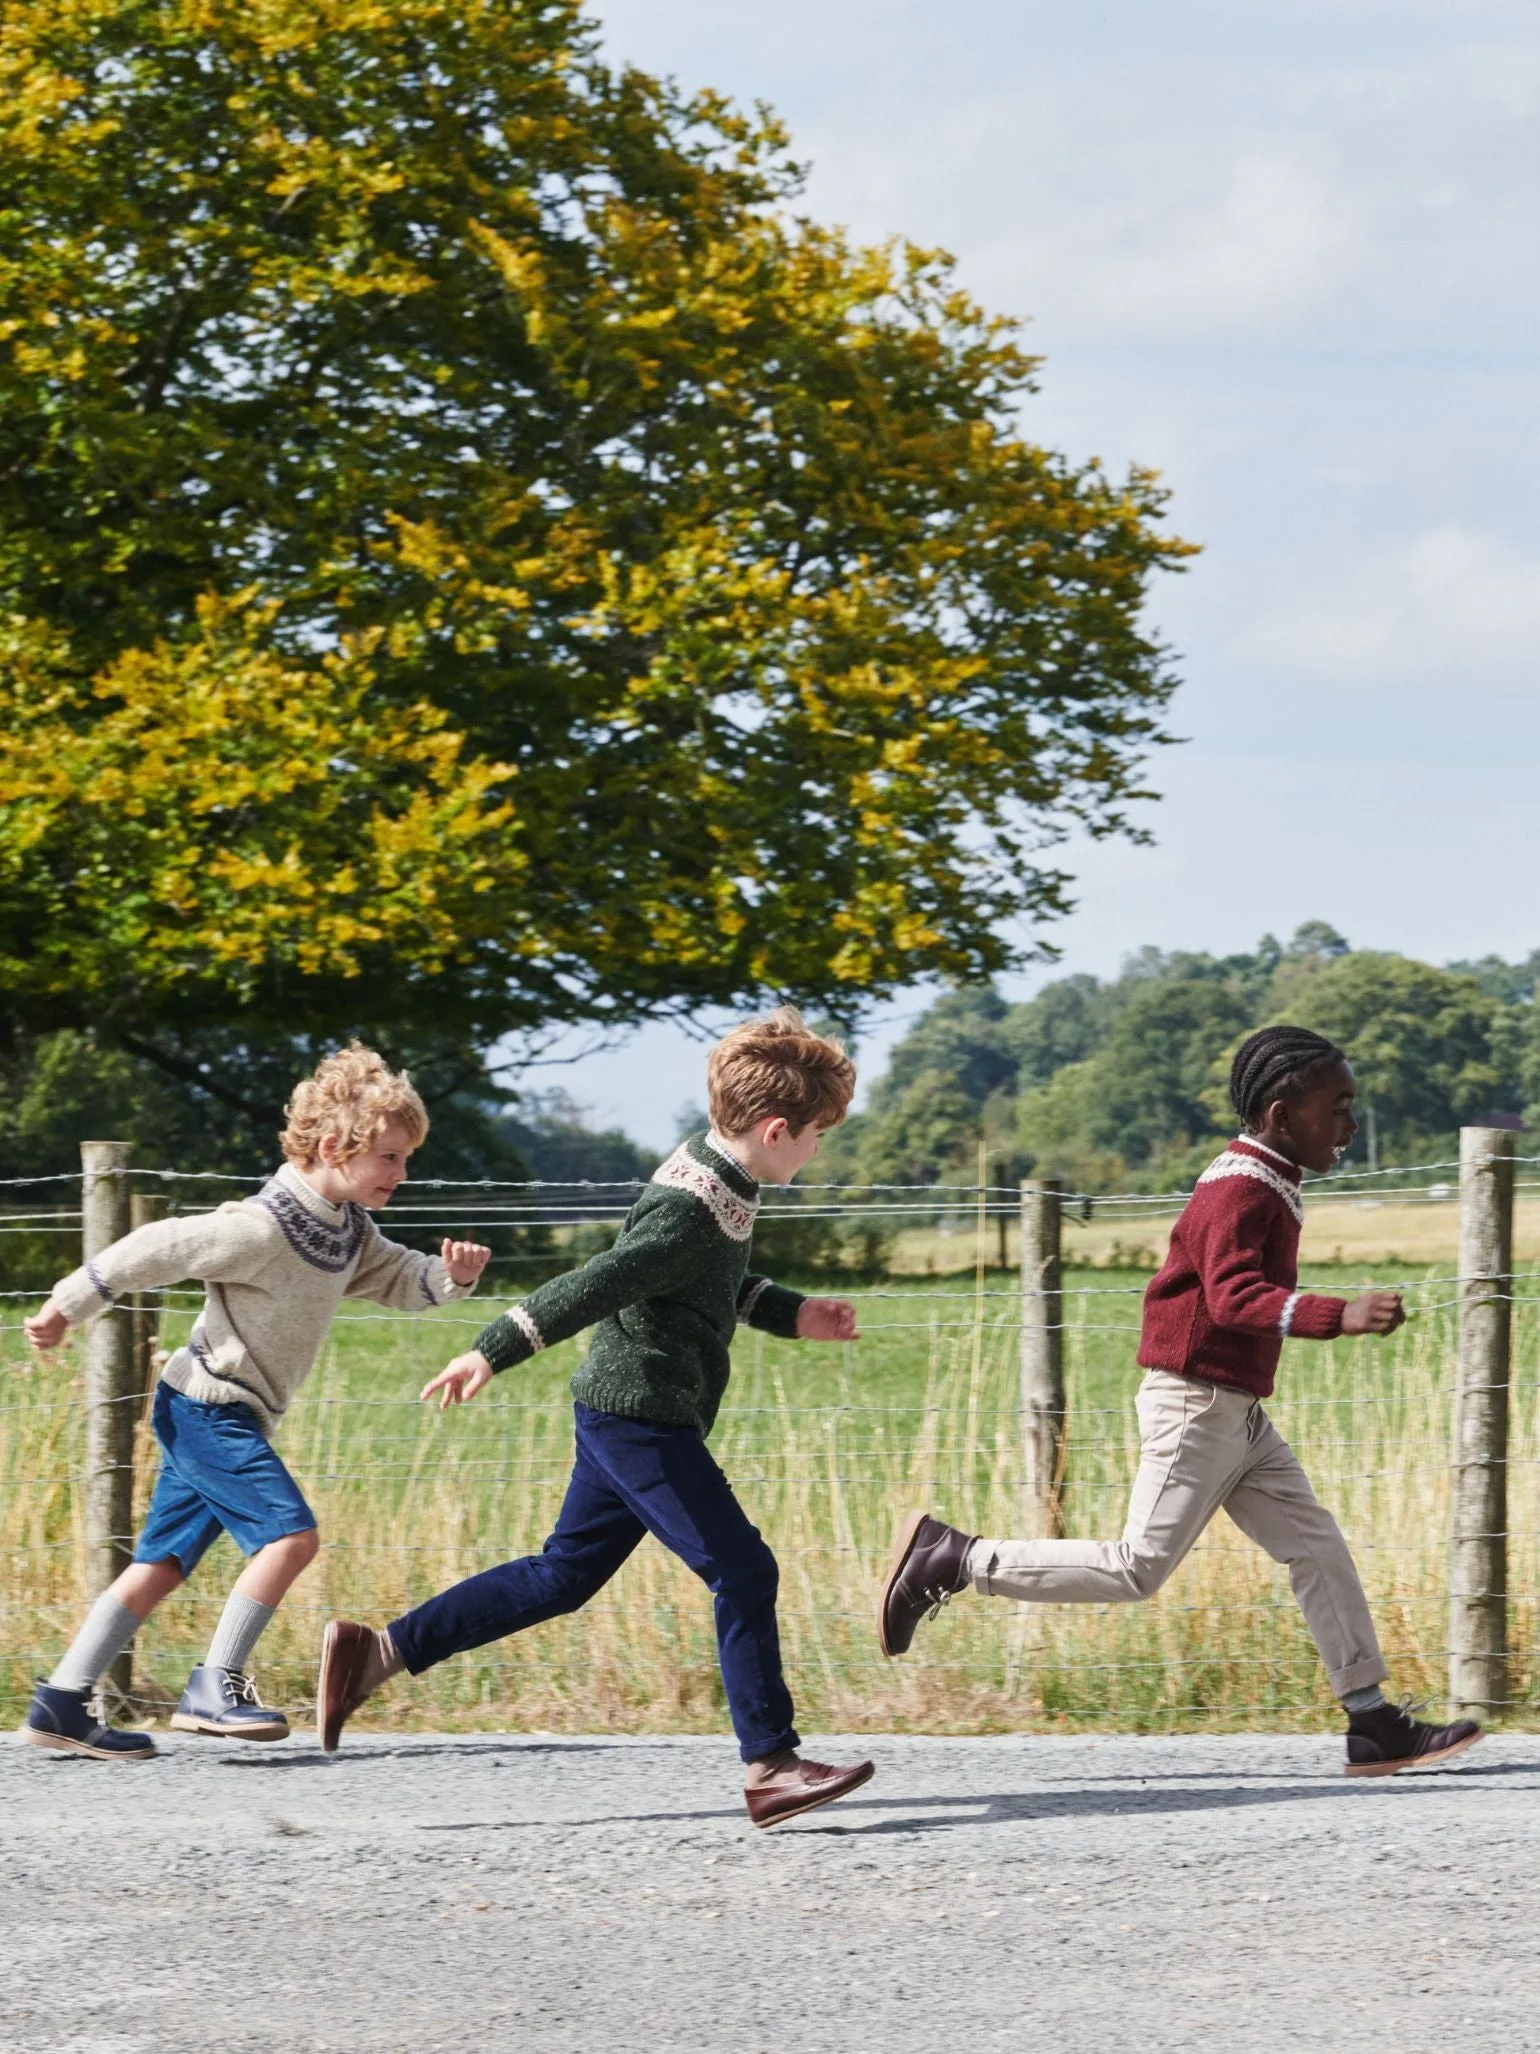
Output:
[390, 1403, 799, 1761]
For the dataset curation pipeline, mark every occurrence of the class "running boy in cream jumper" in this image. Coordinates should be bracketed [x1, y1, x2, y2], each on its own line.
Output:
[22, 1045, 489, 1760]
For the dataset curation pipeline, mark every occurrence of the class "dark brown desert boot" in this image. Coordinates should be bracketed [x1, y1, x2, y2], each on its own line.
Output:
[317, 1619, 379, 1753]
[1344, 1699, 1482, 1777]
[879, 1510, 977, 1656]
[743, 1756, 875, 1829]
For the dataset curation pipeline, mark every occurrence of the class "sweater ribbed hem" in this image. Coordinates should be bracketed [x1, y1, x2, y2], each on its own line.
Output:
[159, 1356, 278, 1434]
[1136, 1358, 1277, 1401]
[568, 1376, 712, 1435]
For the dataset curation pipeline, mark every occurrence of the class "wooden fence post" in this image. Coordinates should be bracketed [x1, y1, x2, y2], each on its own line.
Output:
[129, 1191, 168, 1423]
[81, 1141, 135, 1701]
[1448, 1125, 1516, 1717]
[1020, 1178, 1066, 1537]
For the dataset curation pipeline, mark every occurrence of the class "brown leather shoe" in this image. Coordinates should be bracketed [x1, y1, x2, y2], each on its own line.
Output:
[879, 1509, 977, 1656]
[317, 1619, 376, 1753]
[1344, 1700, 1483, 1777]
[744, 1756, 875, 1829]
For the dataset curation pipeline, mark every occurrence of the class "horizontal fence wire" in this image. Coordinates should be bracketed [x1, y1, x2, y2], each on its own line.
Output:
[5, 1154, 1539, 1733]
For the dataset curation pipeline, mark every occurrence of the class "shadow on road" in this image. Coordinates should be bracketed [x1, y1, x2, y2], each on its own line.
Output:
[411, 1761, 1515, 1839]
[220, 1739, 624, 1767]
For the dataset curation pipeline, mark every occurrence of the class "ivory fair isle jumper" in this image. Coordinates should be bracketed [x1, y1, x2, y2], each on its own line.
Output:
[50, 1162, 472, 1434]
[474, 1133, 805, 1434]
[1138, 1135, 1346, 1399]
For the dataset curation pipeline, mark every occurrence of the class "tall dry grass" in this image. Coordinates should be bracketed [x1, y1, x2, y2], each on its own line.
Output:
[4, 1270, 1537, 1736]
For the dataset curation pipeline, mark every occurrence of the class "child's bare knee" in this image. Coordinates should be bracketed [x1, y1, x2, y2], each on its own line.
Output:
[285, 1526, 321, 1570]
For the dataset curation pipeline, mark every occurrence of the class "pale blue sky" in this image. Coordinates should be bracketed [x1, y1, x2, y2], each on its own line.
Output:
[524, 0, 1540, 1149]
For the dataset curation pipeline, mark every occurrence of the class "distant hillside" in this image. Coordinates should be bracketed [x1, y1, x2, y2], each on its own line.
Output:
[821, 923, 1537, 1195]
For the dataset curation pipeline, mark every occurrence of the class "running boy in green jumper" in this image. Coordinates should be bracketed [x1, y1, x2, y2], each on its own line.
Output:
[319, 1008, 876, 1828]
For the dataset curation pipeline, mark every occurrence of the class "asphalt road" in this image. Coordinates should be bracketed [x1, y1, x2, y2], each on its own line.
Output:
[4, 1729, 1538, 2053]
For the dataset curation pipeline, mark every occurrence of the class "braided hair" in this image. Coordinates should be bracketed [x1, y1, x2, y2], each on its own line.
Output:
[1229, 1026, 1347, 1133]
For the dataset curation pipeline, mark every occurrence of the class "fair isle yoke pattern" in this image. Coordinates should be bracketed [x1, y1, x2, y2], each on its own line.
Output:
[253, 1177, 369, 1273]
[1195, 1149, 1306, 1226]
[651, 1143, 760, 1243]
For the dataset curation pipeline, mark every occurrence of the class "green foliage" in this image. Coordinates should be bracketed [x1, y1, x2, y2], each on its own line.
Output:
[0, 0, 1192, 1090]
[1266, 952, 1507, 1152]
[1017, 973, 1253, 1186]
[496, 1090, 656, 1185]
[0, 1025, 533, 1181]
[832, 925, 1537, 1193]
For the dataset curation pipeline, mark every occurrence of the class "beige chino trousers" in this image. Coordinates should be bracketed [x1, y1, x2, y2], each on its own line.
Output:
[971, 1369, 1388, 1698]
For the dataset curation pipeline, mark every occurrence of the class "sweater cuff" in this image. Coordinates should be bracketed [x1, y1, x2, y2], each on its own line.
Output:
[739, 1280, 804, 1340]
[422, 1255, 473, 1307]
[51, 1264, 117, 1326]
[1287, 1293, 1345, 1341]
[477, 1304, 546, 1373]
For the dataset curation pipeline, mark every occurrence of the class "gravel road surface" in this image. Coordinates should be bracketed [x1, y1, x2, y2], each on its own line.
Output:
[4, 1729, 1539, 2053]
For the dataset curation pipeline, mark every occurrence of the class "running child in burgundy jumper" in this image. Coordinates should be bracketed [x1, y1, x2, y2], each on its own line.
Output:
[318, 1008, 876, 1829]
[21, 1046, 489, 1760]
[881, 1025, 1482, 1777]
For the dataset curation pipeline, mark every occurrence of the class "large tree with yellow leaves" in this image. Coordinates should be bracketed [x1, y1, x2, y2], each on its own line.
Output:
[0, 0, 1192, 1098]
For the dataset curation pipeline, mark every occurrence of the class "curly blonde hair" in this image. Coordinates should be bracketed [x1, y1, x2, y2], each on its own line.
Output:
[280, 1043, 428, 1167]
[707, 1007, 856, 1136]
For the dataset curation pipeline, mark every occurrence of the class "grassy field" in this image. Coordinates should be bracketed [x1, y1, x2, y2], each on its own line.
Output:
[889, 1189, 1540, 1273]
[6, 1252, 1538, 1740]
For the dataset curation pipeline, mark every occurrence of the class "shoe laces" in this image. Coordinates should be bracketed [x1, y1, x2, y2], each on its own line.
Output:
[919, 1583, 958, 1624]
[220, 1669, 266, 1709]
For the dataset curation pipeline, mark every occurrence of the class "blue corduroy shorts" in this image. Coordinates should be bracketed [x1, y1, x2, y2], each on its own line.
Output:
[134, 1381, 316, 1575]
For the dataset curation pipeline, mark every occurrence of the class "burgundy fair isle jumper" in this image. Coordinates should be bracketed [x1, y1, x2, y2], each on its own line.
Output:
[1138, 1136, 1346, 1399]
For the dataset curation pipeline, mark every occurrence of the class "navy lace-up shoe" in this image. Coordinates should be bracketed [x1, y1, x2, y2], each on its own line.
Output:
[170, 1666, 290, 1741]
[23, 1681, 156, 1760]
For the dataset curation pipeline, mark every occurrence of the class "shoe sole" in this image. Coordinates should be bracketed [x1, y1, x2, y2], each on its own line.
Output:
[751, 1761, 875, 1829]
[168, 1714, 289, 1742]
[1344, 1730, 1483, 1777]
[316, 1621, 348, 1753]
[877, 1508, 932, 1658]
[20, 1726, 155, 1762]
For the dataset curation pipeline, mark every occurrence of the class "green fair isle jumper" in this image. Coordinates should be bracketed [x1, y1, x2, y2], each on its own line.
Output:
[476, 1133, 805, 1434]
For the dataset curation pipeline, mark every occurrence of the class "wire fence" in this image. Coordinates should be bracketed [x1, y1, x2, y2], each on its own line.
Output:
[3, 1141, 1536, 1736]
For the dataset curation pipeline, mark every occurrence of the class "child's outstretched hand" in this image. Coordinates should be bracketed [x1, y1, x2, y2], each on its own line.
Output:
[442, 1238, 492, 1287]
[1341, 1290, 1405, 1337]
[796, 1297, 860, 1342]
[421, 1349, 494, 1409]
[24, 1299, 68, 1352]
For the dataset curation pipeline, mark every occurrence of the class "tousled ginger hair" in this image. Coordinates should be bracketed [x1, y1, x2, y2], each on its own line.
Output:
[281, 1043, 429, 1167]
[707, 1006, 856, 1136]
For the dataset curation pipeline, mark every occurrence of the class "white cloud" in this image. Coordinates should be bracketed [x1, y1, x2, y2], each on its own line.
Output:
[1240, 527, 1540, 693]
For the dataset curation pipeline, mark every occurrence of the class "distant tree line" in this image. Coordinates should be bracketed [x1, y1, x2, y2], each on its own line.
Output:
[821, 924, 1540, 1195]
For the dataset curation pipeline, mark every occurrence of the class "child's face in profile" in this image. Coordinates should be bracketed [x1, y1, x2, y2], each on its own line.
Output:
[1267, 1060, 1358, 1175]
[315, 1120, 418, 1209]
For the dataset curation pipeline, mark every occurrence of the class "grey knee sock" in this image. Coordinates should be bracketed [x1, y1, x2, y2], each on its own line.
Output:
[205, 1593, 277, 1675]
[1342, 1684, 1388, 1714]
[48, 1593, 142, 1694]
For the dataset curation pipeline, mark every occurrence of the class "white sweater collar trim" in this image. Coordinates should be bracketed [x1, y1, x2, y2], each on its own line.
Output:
[276, 1159, 350, 1228]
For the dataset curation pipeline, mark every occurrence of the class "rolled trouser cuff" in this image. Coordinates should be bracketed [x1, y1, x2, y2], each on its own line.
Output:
[1331, 1652, 1391, 1699]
